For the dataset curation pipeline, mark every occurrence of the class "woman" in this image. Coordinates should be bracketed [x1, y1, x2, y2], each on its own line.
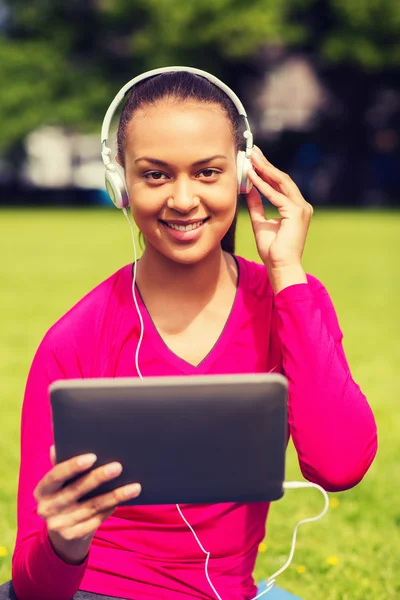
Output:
[2, 69, 377, 600]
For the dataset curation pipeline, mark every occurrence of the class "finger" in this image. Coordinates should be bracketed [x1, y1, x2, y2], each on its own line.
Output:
[248, 168, 290, 211]
[35, 453, 98, 498]
[245, 187, 282, 252]
[39, 462, 124, 517]
[47, 482, 142, 530]
[50, 445, 56, 466]
[251, 149, 303, 203]
[251, 148, 282, 194]
[251, 154, 314, 218]
[245, 186, 267, 225]
[49, 506, 116, 543]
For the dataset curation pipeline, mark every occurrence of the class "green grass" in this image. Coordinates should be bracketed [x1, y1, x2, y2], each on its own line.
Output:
[0, 207, 399, 599]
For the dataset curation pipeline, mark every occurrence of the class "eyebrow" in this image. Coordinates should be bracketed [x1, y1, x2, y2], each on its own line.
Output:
[134, 155, 227, 167]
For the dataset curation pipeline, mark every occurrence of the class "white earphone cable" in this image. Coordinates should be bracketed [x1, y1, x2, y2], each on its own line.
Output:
[250, 482, 329, 599]
[122, 207, 144, 380]
[176, 503, 225, 600]
[123, 209, 329, 599]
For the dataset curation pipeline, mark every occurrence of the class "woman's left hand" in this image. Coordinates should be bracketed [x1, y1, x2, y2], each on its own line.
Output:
[246, 146, 313, 293]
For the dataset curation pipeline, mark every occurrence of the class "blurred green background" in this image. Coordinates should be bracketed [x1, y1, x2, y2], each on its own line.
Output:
[1, 0, 399, 598]
[0, 208, 399, 599]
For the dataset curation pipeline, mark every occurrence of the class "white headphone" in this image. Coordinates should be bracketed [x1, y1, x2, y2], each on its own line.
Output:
[100, 66, 254, 209]
[100, 69, 330, 600]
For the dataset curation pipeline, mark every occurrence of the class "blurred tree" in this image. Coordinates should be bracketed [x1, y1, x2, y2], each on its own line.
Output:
[292, 0, 400, 205]
[320, 0, 400, 70]
[1, 0, 399, 188]
[0, 0, 307, 159]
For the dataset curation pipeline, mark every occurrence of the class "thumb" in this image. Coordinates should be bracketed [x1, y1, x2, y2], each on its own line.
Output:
[245, 185, 267, 226]
[50, 445, 56, 466]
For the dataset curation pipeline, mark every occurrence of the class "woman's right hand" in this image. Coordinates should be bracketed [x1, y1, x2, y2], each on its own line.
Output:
[34, 446, 141, 565]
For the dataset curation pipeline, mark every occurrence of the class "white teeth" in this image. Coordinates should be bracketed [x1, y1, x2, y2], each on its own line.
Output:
[166, 220, 205, 232]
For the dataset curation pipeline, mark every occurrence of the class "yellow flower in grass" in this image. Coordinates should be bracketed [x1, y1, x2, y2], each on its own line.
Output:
[326, 555, 339, 566]
[258, 542, 268, 553]
[329, 497, 340, 509]
[296, 565, 306, 574]
[0, 547, 8, 557]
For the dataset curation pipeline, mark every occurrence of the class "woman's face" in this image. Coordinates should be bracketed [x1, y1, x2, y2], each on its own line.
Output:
[122, 99, 238, 264]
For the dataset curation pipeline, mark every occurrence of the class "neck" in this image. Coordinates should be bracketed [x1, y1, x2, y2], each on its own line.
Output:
[135, 245, 235, 300]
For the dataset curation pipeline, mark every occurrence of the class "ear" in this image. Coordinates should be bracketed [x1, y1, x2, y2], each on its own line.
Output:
[116, 155, 122, 167]
[105, 155, 129, 209]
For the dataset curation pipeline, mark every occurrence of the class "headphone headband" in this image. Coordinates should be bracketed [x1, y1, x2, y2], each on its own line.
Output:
[101, 66, 253, 159]
[101, 66, 254, 205]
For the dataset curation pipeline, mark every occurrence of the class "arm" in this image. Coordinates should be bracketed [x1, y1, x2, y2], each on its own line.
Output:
[273, 276, 377, 491]
[12, 336, 89, 600]
[246, 148, 377, 491]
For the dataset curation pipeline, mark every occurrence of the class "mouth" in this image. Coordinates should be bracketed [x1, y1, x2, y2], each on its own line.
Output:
[160, 217, 210, 232]
[159, 217, 210, 243]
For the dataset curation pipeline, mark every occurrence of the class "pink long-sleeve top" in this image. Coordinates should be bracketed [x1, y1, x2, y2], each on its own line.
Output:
[12, 256, 377, 600]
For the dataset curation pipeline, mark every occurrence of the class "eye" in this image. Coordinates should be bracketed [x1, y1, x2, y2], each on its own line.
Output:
[197, 169, 220, 179]
[143, 171, 169, 181]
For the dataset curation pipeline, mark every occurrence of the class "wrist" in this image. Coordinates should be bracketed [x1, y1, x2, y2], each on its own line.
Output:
[48, 529, 91, 566]
[267, 264, 307, 294]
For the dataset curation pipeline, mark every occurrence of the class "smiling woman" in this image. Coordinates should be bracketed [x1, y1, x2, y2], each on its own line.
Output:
[117, 74, 243, 262]
[131, 133, 233, 248]
[121, 87, 244, 366]
[4, 67, 377, 600]
[131, 136, 230, 247]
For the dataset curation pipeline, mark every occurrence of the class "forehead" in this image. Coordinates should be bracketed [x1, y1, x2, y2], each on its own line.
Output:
[125, 100, 234, 158]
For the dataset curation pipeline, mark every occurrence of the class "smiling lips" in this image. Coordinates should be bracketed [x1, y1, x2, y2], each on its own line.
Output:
[160, 218, 209, 241]
[161, 218, 209, 231]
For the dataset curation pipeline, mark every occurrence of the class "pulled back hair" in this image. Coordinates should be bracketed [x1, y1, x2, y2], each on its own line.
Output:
[117, 71, 245, 254]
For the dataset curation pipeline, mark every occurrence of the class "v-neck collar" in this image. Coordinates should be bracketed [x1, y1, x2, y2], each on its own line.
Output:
[131, 255, 246, 375]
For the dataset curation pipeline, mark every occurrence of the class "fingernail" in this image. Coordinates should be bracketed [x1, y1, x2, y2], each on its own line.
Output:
[124, 483, 142, 497]
[252, 145, 262, 154]
[78, 453, 97, 467]
[105, 462, 122, 476]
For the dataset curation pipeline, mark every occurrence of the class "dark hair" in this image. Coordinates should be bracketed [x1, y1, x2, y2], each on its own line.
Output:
[117, 71, 244, 254]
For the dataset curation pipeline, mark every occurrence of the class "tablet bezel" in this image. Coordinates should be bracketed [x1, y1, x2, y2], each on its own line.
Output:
[50, 373, 288, 505]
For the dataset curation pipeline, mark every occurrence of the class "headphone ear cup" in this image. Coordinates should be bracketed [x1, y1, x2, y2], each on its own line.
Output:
[104, 165, 129, 209]
[236, 150, 253, 195]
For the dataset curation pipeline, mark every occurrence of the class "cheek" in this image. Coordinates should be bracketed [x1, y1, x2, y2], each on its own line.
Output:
[128, 186, 165, 224]
[209, 180, 238, 218]
[125, 170, 163, 217]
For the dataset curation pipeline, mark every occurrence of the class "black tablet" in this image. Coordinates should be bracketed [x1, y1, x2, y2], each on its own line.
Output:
[50, 373, 287, 506]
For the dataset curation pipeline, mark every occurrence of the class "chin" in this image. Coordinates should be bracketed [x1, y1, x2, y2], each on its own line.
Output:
[166, 246, 217, 265]
[151, 239, 222, 265]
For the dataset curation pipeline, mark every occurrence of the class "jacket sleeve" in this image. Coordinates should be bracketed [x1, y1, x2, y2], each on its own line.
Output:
[11, 334, 89, 600]
[273, 275, 377, 492]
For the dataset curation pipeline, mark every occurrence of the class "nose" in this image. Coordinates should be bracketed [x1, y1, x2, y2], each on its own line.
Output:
[167, 176, 200, 214]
